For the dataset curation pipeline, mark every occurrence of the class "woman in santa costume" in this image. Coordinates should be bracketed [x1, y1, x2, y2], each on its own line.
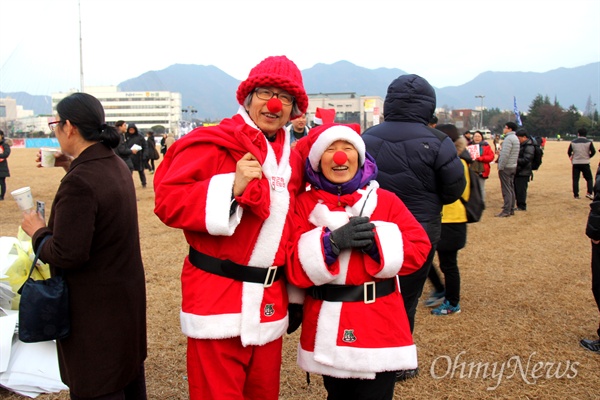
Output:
[154, 56, 307, 400]
[287, 123, 431, 400]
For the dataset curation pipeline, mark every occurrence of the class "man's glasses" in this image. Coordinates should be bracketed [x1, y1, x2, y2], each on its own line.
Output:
[254, 88, 294, 106]
[48, 121, 61, 132]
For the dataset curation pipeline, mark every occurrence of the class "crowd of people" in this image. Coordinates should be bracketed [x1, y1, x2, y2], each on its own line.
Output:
[10, 54, 600, 400]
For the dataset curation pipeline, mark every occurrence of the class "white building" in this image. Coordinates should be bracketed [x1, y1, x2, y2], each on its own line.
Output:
[0, 97, 52, 135]
[307, 93, 384, 131]
[0, 97, 18, 134]
[51, 86, 182, 135]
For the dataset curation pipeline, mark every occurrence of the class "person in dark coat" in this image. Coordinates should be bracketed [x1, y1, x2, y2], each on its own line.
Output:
[362, 74, 466, 381]
[0, 129, 11, 200]
[426, 124, 471, 317]
[125, 123, 148, 187]
[160, 133, 168, 157]
[21, 93, 147, 399]
[114, 120, 135, 171]
[514, 128, 535, 211]
[145, 131, 160, 173]
[584, 164, 600, 354]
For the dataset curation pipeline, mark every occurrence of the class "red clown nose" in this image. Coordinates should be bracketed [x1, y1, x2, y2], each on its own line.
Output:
[333, 151, 348, 165]
[266, 97, 282, 113]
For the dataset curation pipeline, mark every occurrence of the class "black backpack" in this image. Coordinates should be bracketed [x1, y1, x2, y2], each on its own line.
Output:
[459, 168, 485, 223]
[531, 137, 543, 170]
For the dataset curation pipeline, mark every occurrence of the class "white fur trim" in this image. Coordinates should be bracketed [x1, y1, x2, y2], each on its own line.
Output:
[238, 282, 289, 345]
[372, 221, 404, 279]
[206, 173, 242, 236]
[298, 228, 336, 286]
[240, 282, 264, 344]
[298, 347, 375, 379]
[181, 309, 287, 346]
[299, 343, 418, 378]
[246, 127, 291, 268]
[233, 107, 293, 344]
[237, 106, 259, 130]
[181, 311, 241, 339]
[313, 302, 343, 367]
[308, 203, 349, 230]
[308, 125, 366, 170]
[304, 301, 418, 376]
[313, 116, 323, 125]
[311, 302, 417, 373]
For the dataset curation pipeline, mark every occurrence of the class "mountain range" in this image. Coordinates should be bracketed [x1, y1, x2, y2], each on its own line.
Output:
[2, 61, 598, 120]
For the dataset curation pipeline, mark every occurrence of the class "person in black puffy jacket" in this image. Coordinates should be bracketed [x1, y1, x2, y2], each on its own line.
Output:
[363, 74, 465, 342]
[125, 123, 148, 187]
[514, 128, 535, 211]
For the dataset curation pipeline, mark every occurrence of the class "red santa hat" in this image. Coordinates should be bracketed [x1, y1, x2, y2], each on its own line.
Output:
[236, 56, 308, 118]
[313, 107, 336, 125]
[307, 123, 365, 171]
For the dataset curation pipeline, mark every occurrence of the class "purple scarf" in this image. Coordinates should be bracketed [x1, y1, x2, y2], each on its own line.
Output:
[304, 152, 378, 194]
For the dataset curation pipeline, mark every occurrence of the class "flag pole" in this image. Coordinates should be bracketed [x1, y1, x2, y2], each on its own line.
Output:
[79, 0, 84, 92]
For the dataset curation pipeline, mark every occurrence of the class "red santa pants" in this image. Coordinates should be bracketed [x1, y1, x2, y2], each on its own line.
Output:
[187, 336, 282, 400]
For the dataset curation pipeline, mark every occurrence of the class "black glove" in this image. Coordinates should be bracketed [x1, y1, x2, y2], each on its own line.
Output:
[287, 303, 303, 334]
[329, 216, 375, 255]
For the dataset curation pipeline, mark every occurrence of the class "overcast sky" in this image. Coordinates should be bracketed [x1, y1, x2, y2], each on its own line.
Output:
[1, 0, 599, 96]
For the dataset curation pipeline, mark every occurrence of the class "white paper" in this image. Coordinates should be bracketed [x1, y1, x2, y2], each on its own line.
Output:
[0, 283, 16, 310]
[0, 312, 18, 372]
[0, 338, 67, 397]
[467, 144, 480, 160]
[130, 144, 142, 151]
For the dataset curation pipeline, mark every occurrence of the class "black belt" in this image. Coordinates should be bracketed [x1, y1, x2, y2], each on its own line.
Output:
[307, 278, 397, 304]
[188, 247, 283, 287]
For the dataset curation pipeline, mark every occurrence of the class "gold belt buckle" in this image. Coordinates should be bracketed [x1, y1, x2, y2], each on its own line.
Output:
[264, 267, 277, 287]
[364, 281, 376, 304]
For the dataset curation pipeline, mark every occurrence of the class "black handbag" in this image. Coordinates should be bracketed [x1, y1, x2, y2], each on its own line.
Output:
[17, 236, 70, 343]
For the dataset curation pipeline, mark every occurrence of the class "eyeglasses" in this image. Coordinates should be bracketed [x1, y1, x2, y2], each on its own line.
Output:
[254, 88, 294, 106]
[48, 121, 61, 132]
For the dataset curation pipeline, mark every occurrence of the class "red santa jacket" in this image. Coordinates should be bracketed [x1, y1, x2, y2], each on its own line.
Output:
[472, 141, 495, 178]
[154, 109, 304, 346]
[286, 181, 431, 378]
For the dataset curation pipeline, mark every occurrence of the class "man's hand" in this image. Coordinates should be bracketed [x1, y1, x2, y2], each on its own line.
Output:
[233, 153, 262, 197]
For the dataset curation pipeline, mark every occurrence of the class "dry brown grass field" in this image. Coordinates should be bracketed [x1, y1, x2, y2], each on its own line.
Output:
[1, 141, 600, 399]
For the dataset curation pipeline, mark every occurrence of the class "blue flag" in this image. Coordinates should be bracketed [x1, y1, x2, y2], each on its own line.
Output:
[513, 96, 523, 126]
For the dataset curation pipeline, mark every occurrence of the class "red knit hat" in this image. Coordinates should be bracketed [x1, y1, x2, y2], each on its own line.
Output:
[307, 123, 365, 171]
[236, 56, 308, 118]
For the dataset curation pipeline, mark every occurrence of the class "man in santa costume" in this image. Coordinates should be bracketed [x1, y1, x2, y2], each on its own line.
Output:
[154, 55, 308, 400]
[286, 123, 431, 399]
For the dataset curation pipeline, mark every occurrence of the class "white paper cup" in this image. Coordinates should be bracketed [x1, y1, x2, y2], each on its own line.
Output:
[41, 147, 58, 168]
[11, 187, 34, 211]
